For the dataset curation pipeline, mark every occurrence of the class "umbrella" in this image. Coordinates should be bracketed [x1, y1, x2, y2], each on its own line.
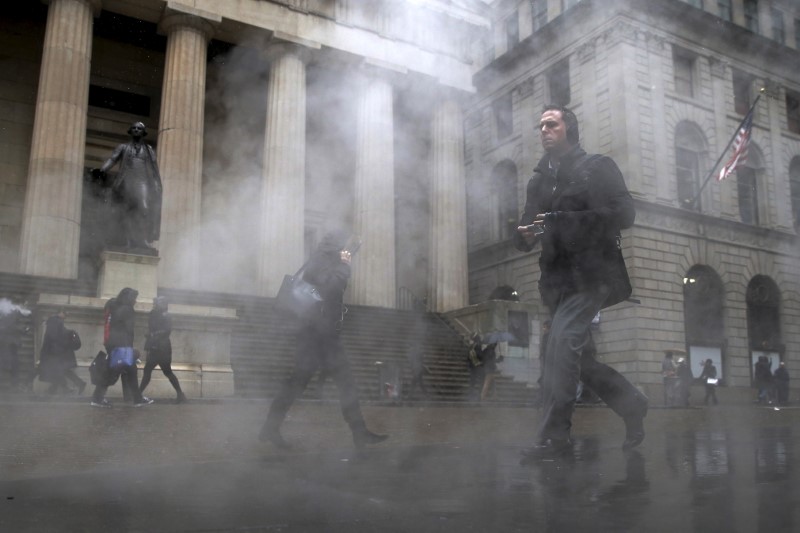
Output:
[482, 331, 516, 344]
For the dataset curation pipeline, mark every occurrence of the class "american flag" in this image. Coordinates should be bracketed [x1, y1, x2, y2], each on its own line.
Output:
[717, 108, 754, 181]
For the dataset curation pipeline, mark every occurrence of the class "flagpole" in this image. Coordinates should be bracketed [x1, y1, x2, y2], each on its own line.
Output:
[688, 90, 762, 210]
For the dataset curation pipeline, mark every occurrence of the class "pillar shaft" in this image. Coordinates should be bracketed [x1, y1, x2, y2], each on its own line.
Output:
[157, 13, 215, 288]
[351, 74, 396, 307]
[429, 99, 468, 312]
[258, 44, 308, 297]
[19, 0, 100, 278]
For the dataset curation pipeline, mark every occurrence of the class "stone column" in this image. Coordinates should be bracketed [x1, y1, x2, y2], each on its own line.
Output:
[351, 68, 396, 308]
[157, 6, 218, 288]
[428, 98, 468, 312]
[257, 43, 310, 297]
[19, 0, 101, 278]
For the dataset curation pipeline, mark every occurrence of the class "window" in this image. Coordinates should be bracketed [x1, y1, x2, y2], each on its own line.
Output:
[675, 123, 707, 210]
[744, 0, 759, 34]
[746, 276, 781, 351]
[790, 157, 800, 229]
[771, 8, 785, 44]
[532, 0, 548, 32]
[493, 93, 513, 139]
[548, 59, 570, 106]
[491, 160, 519, 241]
[786, 90, 800, 134]
[683, 265, 725, 347]
[673, 48, 695, 98]
[505, 11, 519, 50]
[796, 18, 800, 49]
[738, 167, 759, 224]
[717, 0, 732, 21]
[733, 70, 754, 116]
[683, 0, 702, 8]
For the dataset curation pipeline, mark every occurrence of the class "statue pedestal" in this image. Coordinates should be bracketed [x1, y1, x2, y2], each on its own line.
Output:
[97, 250, 159, 302]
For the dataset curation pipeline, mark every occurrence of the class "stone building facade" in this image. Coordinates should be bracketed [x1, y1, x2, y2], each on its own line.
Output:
[467, 0, 800, 395]
[2, 0, 800, 398]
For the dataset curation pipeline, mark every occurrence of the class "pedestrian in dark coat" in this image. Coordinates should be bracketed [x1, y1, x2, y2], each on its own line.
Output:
[466, 333, 484, 400]
[139, 296, 186, 403]
[38, 310, 86, 395]
[699, 359, 718, 405]
[260, 230, 387, 451]
[514, 105, 648, 460]
[480, 342, 501, 400]
[675, 357, 693, 407]
[754, 356, 774, 404]
[90, 288, 152, 408]
[774, 362, 790, 405]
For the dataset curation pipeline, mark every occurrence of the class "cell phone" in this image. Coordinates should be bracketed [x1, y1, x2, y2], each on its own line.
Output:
[521, 224, 545, 235]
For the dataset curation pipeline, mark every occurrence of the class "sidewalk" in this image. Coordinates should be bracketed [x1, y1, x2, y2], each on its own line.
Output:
[1, 397, 798, 532]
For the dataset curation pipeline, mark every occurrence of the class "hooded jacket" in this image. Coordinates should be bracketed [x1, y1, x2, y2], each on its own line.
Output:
[302, 231, 352, 330]
[513, 145, 635, 310]
[106, 288, 138, 351]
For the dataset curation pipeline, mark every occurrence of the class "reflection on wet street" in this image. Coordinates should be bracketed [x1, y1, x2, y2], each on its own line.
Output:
[1, 403, 797, 532]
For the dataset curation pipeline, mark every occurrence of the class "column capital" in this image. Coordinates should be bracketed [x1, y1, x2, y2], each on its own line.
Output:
[262, 39, 317, 65]
[158, 2, 221, 40]
[42, 0, 102, 16]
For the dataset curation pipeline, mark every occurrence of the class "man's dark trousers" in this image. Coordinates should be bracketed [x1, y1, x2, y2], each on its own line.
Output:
[539, 285, 646, 442]
[265, 327, 365, 432]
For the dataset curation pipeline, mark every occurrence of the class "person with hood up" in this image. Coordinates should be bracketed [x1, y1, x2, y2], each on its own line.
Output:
[90, 287, 153, 408]
[260, 230, 388, 452]
[514, 104, 648, 460]
[139, 296, 186, 403]
[38, 309, 85, 395]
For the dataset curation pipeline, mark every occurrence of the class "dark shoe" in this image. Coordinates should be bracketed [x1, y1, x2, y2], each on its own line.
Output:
[623, 416, 646, 450]
[520, 438, 573, 461]
[353, 428, 389, 450]
[134, 397, 154, 407]
[175, 393, 187, 404]
[259, 426, 291, 450]
[90, 399, 112, 408]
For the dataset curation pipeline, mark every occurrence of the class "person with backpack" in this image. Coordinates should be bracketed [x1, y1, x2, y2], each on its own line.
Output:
[90, 288, 152, 408]
[514, 104, 648, 459]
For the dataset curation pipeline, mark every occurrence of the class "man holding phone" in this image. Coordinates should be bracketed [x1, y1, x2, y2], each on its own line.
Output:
[514, 105, 647, 459]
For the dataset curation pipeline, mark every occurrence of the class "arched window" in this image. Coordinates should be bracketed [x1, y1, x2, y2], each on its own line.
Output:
[789, 156, 800, 230]
[746, 275, 782, 381]
[683, 265, 725, 378]
[737, 144, 764, 225]
[491, 160, 519, 241]
[675, 122, 708, 210]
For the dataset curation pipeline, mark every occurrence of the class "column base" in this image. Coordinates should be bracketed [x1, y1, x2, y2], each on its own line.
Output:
[97, 250, 159, 302]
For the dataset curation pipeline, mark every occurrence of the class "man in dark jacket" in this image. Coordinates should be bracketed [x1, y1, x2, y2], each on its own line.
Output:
[515, 104, 648, 459]
[260, 230, 387, 452]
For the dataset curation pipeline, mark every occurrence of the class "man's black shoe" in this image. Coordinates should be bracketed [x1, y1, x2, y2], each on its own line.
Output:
[353, 429, 388, 450]
[259, 426, 291, 450]
[520, 438, 573, 461]
[622, 415, 646, 450]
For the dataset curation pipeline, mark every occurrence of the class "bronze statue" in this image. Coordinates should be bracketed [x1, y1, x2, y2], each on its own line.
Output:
[94, 122, 162, 253]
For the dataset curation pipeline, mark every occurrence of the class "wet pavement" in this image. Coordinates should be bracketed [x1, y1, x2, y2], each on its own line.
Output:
[0, 396, 798, 532]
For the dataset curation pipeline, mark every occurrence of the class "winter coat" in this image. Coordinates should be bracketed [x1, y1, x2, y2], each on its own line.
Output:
[145, 308, 172, 363]
[39, 315, 81, 383]
[513, 145, 635, 310]
[106, 288, 138, 352]
[302, 231, 351, 334]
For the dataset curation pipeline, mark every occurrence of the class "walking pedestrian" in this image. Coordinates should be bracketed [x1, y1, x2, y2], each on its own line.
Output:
[466, 333, 484, 401]
[139, 296, 186, 403]
[259, 230, 387, 451]
[675, 357, 693, 407]
[90, 288, 153, 408]
[514, 104, 648, 459]
[774, 361, 790, 405]
[38, 310, 86, 396]
[754, 355, 774, 404]
[699, 359, 719, 405]
[405, 343, 430, 399]
[662, 351, 678, 406]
